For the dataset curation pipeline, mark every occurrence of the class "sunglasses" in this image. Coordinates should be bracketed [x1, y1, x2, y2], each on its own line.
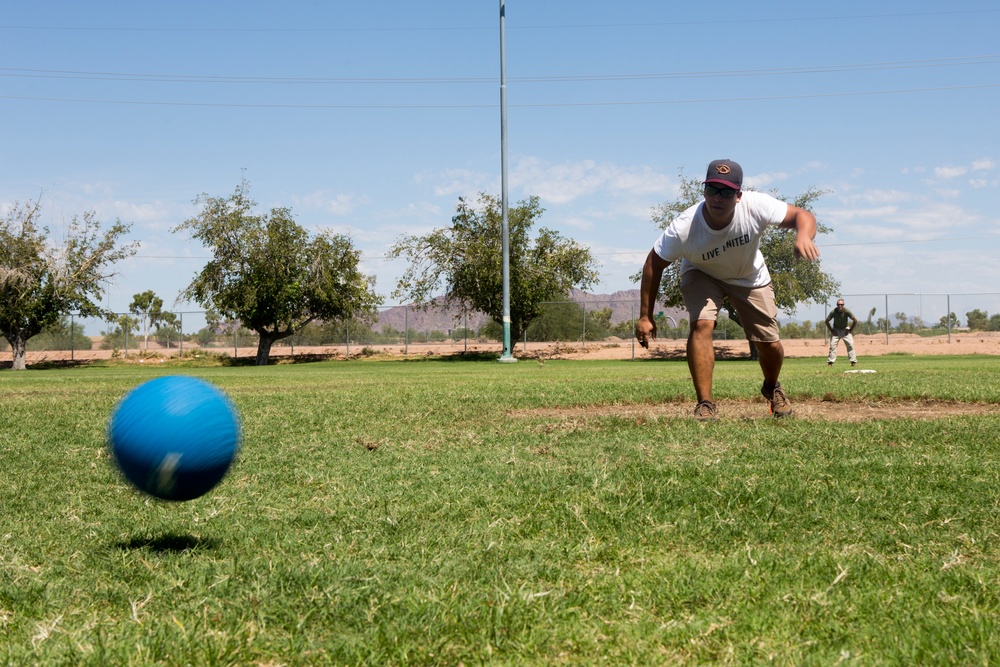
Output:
[704, 184, 739, 199]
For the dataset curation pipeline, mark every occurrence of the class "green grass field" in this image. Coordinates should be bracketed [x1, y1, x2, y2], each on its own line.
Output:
[2, 355, 1000, 665]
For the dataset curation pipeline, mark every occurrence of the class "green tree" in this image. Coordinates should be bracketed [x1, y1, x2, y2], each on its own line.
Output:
[584, 306, 614, 341]
[0, 198, 137, 370]
[527, 301, 586, 342]
[100, 314, 140, 351]
[24, 315, 92, 352]
[865, 307, 879, 334]
[389, 193, 599, 345]
[639, 174, 840, 357]
[153, 312, 182, 348]
[174, 180, 382, 365]
[129, 290, 167, 350]
[939, 312, 960, 329]
[966, 309, 989, 331]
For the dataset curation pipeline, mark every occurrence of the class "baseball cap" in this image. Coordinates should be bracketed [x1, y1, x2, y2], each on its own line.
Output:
[704, 159, 743, 190]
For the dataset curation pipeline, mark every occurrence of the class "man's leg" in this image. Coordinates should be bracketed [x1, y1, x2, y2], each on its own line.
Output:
[724, 282, 792, 417]
[688, 319, 716, 403]
[755, 339, 784, 388]
[844, 333, 857, 364]
[757, 339, 792, 416]
[828, 334, 839, 364]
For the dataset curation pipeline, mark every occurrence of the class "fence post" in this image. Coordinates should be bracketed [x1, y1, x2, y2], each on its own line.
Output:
[124, 317, 129, 358]
[631, 302, 635, 361]
[884, 294, 889, 345]
[824, 301, 830, 345]
[405, 305, 409, 355]
[70, 312, 75, 361]
[581, 303, 586, 349]
[947, 294, 951, 343]
[179, 312, 183, 357]
[346, 319, 350, 356]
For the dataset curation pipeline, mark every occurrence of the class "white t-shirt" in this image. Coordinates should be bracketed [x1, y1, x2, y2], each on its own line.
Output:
[652, 190, 788, 288]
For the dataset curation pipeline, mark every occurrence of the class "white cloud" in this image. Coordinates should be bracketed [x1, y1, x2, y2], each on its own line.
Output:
[109, 200, 175, 224]
[294, 191, 360, 215]
[968, 178, 999, 189]
[556, 214, 595, 232]
[933, 166, 967, 179]
[884, 201, 972, 233]
[422, 168, 495, 198]
[509, 157, 675, 205]
[972, 158, 996, 171]
[745, 171, 789, 189]
[836, 189, 913, 206]
[823, 205, 900, 222]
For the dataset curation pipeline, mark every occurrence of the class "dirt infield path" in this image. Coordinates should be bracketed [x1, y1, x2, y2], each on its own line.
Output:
[511, 398, 999, 423]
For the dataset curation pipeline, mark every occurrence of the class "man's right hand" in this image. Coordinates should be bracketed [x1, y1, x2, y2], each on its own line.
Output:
[635, 316, 657, 349]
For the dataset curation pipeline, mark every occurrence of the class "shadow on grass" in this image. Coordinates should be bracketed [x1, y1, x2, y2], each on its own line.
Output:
[432, 351, 504, 362]
[114, 532, 220, 553]
[1, 359, 96, 370]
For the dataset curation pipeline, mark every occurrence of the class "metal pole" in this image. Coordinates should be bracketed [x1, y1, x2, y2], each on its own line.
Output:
[884, 294, 889, 345]
[70, 312, 75, 361]
[179, 312, 183, 357]
[825, 301, 830, 345]
[405, 305, 409, 355]
[947, 294, 951, 343]
[498, 0, 516, 363]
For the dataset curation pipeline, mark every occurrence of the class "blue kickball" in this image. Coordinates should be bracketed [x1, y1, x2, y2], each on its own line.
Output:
[108, 375, 241, 501]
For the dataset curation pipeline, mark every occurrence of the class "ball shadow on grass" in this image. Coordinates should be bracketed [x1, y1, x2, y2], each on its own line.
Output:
[113, 532, 221, 553]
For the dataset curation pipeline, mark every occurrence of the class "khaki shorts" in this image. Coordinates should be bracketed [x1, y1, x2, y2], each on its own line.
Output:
[680, 269, 780, 343]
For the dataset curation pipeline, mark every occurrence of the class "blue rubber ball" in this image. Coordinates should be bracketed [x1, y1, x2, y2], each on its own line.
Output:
[109, 375, 241, 501]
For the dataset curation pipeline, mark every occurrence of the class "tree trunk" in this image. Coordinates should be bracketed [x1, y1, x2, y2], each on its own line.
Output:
[10, 334, 27, 371]
[255, 335, 274, 366]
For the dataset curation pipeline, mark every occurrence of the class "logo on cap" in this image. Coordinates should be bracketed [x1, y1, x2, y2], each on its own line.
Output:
[716, 165, 731, 175]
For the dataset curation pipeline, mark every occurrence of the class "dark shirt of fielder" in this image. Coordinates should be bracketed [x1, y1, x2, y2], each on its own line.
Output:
[826, 308, 857, 331]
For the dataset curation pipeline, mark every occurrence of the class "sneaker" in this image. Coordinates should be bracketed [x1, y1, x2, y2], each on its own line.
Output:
[827, 361, 833, 366]
[851, 361, 856, 367]
[693, 400, 719, 422]
[761, 382, 793, 418]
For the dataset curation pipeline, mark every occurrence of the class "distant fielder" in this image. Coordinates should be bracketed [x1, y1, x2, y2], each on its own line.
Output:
[825, 299, 858, 366]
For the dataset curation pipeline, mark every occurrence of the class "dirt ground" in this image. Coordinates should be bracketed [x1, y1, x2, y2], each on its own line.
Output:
[510, 396, 998, 422]
[4, 331, 1000, 366]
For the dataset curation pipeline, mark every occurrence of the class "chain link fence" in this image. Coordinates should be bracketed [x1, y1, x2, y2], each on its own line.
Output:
[4, 292, 1000, 361]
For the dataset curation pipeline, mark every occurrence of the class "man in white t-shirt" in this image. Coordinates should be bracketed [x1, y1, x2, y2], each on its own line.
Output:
[635, 159, 820, 420]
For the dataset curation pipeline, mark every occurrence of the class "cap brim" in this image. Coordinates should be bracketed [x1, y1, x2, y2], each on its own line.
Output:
[704, 178, 741, 189]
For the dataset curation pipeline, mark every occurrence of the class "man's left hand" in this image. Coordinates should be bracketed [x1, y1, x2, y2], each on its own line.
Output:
[794, 236, 820, 261]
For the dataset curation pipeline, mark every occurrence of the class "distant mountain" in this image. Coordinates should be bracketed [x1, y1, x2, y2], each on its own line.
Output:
[373, 289, 684, 333]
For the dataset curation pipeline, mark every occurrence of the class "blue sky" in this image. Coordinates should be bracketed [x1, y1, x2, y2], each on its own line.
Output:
[2, 2, 999, 328]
